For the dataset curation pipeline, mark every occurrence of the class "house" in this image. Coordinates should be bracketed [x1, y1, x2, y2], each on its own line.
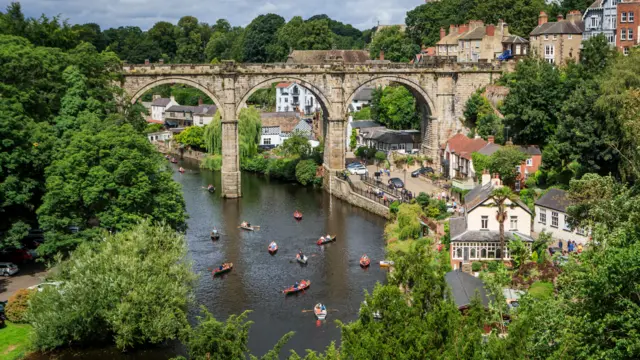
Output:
[534, 188, 590, 245]
[147, 131, 172, 142]
[582, 0, 618, 45]
[349, 87, 374, 112]
[348, 119, 386, 148]
[475, 138, 542, 191]
[259, 112, 302, 148]
[360, 128, 421, 154]
[616, 0, 640, 54]
[501, 35, 529, 59]
[275, 82, 321, 115]
[410, 46, 437, 64]
[150, 95, 179, 123]
[193, 105, 217, 126]
[436, 24, 467, 57]
[530, 11, 584, 65]
[286, 50, 370, 64]
[457, 20, 511, 62]
[164, 103, 218, 128]
[440, 134, 488, 180]
[450, 172, 533, 269]
[445, 270, 491, 310]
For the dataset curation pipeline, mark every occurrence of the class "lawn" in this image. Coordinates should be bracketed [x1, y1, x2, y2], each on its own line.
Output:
[0, 322, 32, 360]
[528, 281, 554, 299]
[386, 238, 431, 253]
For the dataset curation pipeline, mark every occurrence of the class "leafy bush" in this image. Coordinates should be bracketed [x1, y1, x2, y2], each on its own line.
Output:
[407, 155, 415, 166]
[416, 192, 430, 208]
[200, 154, 222, 171]
[174, 126, 205, 150]
[525, 176, 537, 189]
[389, 201, 400, 214]
[266, 157, 299, 181]
[280, 132, 311, 158]
[6, 288, 34, 323]
[242, 155, 270, 173]
[426, 206, 440, 218]
[486, 261, 499, 272]
[471, 262, 482, 272]
[295, 159, 318, 185]
[144, 123, 163, 134]
[28, 221, 195, 351]
[442, 222, 450, 247]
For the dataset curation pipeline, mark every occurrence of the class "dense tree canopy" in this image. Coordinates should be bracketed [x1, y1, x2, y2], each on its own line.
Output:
[370, 86, 421, 130]
[368, 26, 420, 62]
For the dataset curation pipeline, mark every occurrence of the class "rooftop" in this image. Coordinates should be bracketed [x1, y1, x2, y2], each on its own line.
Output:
[530, 19, 584, 35]
[260, 112, 301, 133]
[535, 188, 573, 213]
[151, 98, 172, 107]
[353, 88, 374, 101]
[451, 230, 535, 243]
[464, 182, 531, 214]
[445, 271, 491, 310]
[443, 134, 488, 160]
[351, 120, 383, 129]
[502, 35, 529, 44]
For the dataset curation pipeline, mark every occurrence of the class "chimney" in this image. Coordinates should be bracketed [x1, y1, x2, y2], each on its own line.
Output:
[440, 27, 446, 39]
[488, 135, 495, 144]
[198, 97, 203, 105]
[486, 24, 495, 36]
[449, 24, 457, 34]
[152, 94, 161, 100]
[491, 173, 503, 188]
[482, 169, 491, 186]
[567, 10, 582, 23]
[170, 95, 175, 103]
[538, 11, 548, 26]
[458, 24, 469, 34]
[557, 14, 564, 21]
[159, 58, 164, 65]
[506, 137, 513, 146]
[144, 59, 150, 65]
[379, 50, 385, 61]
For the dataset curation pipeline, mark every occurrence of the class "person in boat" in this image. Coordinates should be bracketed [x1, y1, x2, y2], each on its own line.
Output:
[319, 236, 325, 241]
[326, 234, 331, 240]
[321, 304, 326, 311]
[294, 281, 299, 289]
[219, 265, 223, 271]
[298, 250, 304, 259]
[247, 222, 251, 227]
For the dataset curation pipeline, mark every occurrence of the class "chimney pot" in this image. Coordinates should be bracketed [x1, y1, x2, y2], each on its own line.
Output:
[486, 24, 496, 36]
[144, 59, 150, 65]
[488, 135, 495, 144]
[379, 50, 385, 61]
[538, 11, 548, 26]
[557, 14, 564, 21]
[159, 58, 164, 65]
[198, 97, 203, 105]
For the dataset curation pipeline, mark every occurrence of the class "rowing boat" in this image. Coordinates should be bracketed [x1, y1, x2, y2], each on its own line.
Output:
[210, 229, 220, 240]
[268, 241, 278, 254]
[239, 222, 255, 231]
[212, 262, 233, 276]
[379, 260, 394, 267]
[314, 303, 327, 320]
[316, 235, 337, 245]
[296, 253, 308, 264]
[282, 280, 310, 294]
[360, 255, 371, 268]
[293, 211, 303, 220]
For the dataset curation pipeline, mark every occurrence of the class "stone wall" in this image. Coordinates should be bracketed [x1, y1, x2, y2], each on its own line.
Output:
[327, 176, 390, 219]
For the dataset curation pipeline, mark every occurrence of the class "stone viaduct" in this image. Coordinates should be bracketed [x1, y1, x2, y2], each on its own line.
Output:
[120, 60, 508, 198]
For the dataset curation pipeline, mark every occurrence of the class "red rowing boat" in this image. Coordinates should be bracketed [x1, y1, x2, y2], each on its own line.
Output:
[268, 241, 278, 254]
[212, 262, 233, 276]
[293, 211, 303, 220]
[282, 280, 311, 294]
[360, 255, 371, 268]
[317, 235, 337, 245]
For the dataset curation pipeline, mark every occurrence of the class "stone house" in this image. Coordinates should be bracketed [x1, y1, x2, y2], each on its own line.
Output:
[533, 188, 590, 245]
[530, 11, 584, 65]
[349, 119, 385, 148]
[617, 0, 640, 54]
[275, 82, 321, 115]
[147, 130, 172, 142]
[348, 87, 374, 112]
[501, 35, 530, 59]
[582, 0, 619, 45]
[436, 24, 467, 57]
[449, 173, 533, 270]
[475, 139, 542, 191]
[457, 20, 511, 62]
[150, 95, 178, 123]
[164, 104, 217, 128]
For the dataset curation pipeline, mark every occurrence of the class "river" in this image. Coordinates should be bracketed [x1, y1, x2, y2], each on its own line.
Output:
[26, 159, 388, 359]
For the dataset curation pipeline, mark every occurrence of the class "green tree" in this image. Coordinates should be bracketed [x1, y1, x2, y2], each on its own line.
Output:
[175, 16, 204, 63]
[295, 159, 318, 186]
[368, 26, 420, 62]
[174, 126, 205, 150]
[352, 107, 371, 120]
[349, 128, 357, 151]
[488, 146, 528, 186]
[488, 186, 519, 259]
[243, 14, 285, 63]
[238, 107, 262, 160]
[370, 86, 420, 130]
[281, 132, 312, 158]
[28, 221, 195, 351]
[203, 111, 222, 154]
[148, 21, 178, 61]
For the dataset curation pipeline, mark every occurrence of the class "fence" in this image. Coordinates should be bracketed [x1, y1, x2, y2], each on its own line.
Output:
[359, 173, 407, 199]
[334, 171, 395, 208]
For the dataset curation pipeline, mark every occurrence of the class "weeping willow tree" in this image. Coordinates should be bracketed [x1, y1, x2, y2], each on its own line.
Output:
[238, 107, 262, 161]
[203, 110, 222, 154]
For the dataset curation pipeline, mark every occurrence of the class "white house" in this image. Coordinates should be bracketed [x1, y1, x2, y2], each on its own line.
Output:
[150, 96, 179, 123]
[147, 131, 172, 142]
[259, 112, 303, 147]
[275, 82, 321, 115]
[450, 172, 533, 269]
[534, 188, 589, 245]
[348, 87, 374, 112]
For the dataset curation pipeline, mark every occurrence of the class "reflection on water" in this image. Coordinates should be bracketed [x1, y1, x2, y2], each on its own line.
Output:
[26, 159, 387, 359]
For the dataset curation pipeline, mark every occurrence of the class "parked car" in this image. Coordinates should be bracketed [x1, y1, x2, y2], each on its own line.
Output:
[348, 165, 368, 175]
[346, 162, 362, 168]
[28, 281, 63, 292]
[0, 262, 19, 276]
[411, 167, 434, 177]
[0, 249, 32, 264]
[388, 178, 405, 189]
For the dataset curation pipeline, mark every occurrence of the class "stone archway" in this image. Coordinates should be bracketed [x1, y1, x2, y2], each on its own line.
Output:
[129, 77, 226, 120]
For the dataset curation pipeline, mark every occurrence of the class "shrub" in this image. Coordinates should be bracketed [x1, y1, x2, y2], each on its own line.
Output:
[471, 262, 482, 272]
[442, 222, 450, 247]
[295, 159, 318, 186]
[266, 157, 298, 181]
[525, 176, 537, 189]
[407, 155, 416, 166]
[375, 151, 387, 164]
[6, 288, 34, 323]
[426, 206, 440, 218]
[241, 155, 270, 173]
[389, 201, 400, 214]
[487, 261, 499, 272]
[416, 192, 430, 208]
[200, 154, 222, 171]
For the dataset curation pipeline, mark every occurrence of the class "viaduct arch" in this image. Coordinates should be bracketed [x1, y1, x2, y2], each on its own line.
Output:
[121, 61, 507, 198]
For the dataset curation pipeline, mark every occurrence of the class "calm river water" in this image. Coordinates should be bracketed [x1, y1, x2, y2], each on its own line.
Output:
[27, 159, 387, 359]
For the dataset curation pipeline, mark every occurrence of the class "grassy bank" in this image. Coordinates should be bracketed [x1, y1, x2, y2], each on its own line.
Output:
[1, 322, 32, 360]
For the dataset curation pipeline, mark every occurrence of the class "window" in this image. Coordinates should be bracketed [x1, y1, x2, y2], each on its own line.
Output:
[622, 29, 627, 40]
[199, 117, 203, 125]
[629, 29, 634, 40]
[475, 41, 480, 48]
[551, 211, 559, 228]
[515, 180, 521, 192]
[544, 45, 555, 64]
[263, 138, 271, 145]
[456, 248, 462, 258]
[285, 98, 288, 103]
[526, 158, 533, 166]
[630, 12, 635, 22]
[607, 33, 615, 43]
[481, 216, 489, 230]
[568, 34, 573, 39]
[624, 47, 630, 55]
[539, 209, 547, 224]
[465, 41, 469, 48]
[553, 34, 558, 40]
[563, 215, 572, 231]
[516, 165, 521, 173]
[510, 216, 518, 231]
[591, 16, 598, 29]
[277, 106, 281, 111]
[622, 12, 627, 23]
[577, 227, 585, 235]
[470, 248, 476, 258]
[170, 112, 175, 117]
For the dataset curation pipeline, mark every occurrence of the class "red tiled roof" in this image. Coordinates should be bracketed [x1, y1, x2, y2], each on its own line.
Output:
[276, 82, 292, 88]
[147, 119, 164, 124]
[444, 134, 488, 159]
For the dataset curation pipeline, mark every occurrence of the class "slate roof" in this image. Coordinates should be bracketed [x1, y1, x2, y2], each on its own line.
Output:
[366, 129, 420, 144]
[194, 105, 217, 116]
[534, 188, 573, 213]
[151, 98, 172, 107]
[293, 119, 313, 135]
[464, 182, 532, 214]
[260, 112, 301, 133]
[351, 120, 382, 129]
[476, 143, 541, 157]
[354, 88, 374, 101]
[449, 217, 467, 238]
[476, 143, 502, 156]
[165, 105, 197, 113]
[287, 50, 370, 64]
[437, 29, 464, 45]
[460, 26, 487, 40]
[530, 20, 585, 35]
[517, 145, 542, 155]
[502, 35, 529, 44]
[445, 271, 491, 309]
[451, 230, 535, 242]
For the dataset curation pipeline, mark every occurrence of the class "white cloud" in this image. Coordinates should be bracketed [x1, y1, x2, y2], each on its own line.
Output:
[16, 0, 420, 30]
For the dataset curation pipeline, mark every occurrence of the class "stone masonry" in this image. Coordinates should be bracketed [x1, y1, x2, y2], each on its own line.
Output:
[121, 60, 508, 197]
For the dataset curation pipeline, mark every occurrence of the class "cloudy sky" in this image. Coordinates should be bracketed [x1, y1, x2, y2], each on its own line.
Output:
[15, 0, 420, 30]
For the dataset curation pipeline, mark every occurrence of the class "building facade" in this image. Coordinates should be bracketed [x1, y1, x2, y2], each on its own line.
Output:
[450, 173, 533, 269]
[458, 21, 510, 62]
[275, 82, 321, 115]
[530, 11, 584, 65]
[617, 0, 640, 54]
[533, 189, 590, 244]
[440, 133, 488, 180]
[349, 87, 373, 112]
[582, 0, 619, 45]
[150, 96, 178, 122]
[164, 104, 217, 128]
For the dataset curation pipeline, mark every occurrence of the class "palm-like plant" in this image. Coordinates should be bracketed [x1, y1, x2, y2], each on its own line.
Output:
[488, 186, 518, 259]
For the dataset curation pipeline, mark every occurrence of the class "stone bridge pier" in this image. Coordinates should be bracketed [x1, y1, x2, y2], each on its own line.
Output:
[120, 61, 505, 198]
